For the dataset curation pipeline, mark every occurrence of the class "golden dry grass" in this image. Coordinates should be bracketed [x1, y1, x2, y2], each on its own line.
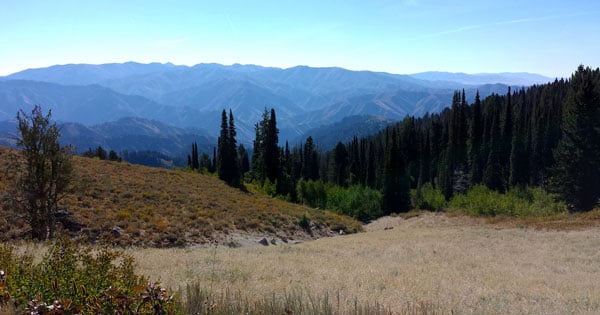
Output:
[131, 212, 600, 314]
[0, 146, 361, 246]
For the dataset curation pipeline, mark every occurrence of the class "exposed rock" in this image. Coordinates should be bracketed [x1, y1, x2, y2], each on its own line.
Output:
[111, 226, 122, 238]
[279, 235, 288, 243]
[270, 238, 277, 245]
[259, 238, 269, 246]
[227, 241, 241, 248]
[55, 208, 83, 232]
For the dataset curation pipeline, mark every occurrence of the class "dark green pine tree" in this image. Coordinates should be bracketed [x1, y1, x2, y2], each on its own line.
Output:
[108, 150, 121, 162]
[509, 90, 529, 188]
[365, 141, 377, 188]
[238, 144, 250, 176]
[438, 117, 454, 199]
[227, 110, 241, 187]
[217, 110, 230, 182]
[552, 65, 600, 211]
[483, 101, 505, 192]
[381, 129, 411, 214]
[348, 136, 361, 185]
[329, 142, 349, 186]
[96, 146, 108, 160]
[500, 87, 513, 188]
[428, 118, 443, 188]
[469, 91, 484, 185]
[212, 147, 217, 173]
[439, 151, 454, 200]
[302, 136, 319, 180]
[192, 142, 199, 170]
[199, 152, 212, 172]
[264, 108, 280, 184]
[251, 119, 266, 183]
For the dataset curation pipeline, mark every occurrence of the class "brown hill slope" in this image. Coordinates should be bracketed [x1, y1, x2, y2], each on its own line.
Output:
[0, 146, 361, 246]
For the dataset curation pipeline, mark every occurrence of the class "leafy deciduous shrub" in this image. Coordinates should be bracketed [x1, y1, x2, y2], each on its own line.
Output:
[450, 185, 567, 217]
[0, 239, 180, 314]
[296, 179, 327, 209]
[411, 183, 448, 211]
[326, 185, 382, 222]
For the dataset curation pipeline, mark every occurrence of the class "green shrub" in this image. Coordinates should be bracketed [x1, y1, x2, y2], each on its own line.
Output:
[261, 178, 277, 197]
[299, 213, 311, 231]
[296, 179, 328, 209]
[411, 183, 447, 211]
[0, 239, 180, 314]
[449, 185, 567, 217]
[326, 185, 383, 222]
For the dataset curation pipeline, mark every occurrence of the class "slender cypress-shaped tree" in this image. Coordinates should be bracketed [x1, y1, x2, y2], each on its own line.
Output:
[265, 108, 280, 183]
[217, 110, 229, 182]
[228, 109, 241, 186]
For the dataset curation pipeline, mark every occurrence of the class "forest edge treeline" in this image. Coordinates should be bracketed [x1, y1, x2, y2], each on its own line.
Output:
[198, 65, 598, 217]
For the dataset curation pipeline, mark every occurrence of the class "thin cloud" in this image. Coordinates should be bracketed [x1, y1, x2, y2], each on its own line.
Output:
[422, 12, 591, 38]
[226, 14, 237, 34]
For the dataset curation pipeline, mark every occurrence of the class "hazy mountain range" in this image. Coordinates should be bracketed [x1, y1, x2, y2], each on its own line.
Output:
[0, 62, 553, 156]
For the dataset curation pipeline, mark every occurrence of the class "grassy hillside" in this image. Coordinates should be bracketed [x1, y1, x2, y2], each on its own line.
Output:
[0, 146, 361, 246]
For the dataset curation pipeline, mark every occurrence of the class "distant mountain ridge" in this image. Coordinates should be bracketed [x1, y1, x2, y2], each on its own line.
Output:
[0, 117, 215, 158]
[410, 71, 553, 86]
[0, 62, 553, 155]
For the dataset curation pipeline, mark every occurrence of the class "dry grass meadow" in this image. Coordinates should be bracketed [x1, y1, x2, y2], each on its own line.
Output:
[131, 212, 600, 314]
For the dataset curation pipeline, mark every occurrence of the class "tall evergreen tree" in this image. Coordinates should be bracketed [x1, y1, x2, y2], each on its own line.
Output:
[552, 65, 600, 211]
[217, 110, 229, 182]
[302, 136, 319, 180]
[469, 91, 484, 184]
[509, 90, 529, 187]
[238, 144, 250, 176]
[329, 142, 349, 186]
[265, 108, 280, 183]
[500, 87, 513, 188]
[199, 152, 213, 172]
[251, 120, 266, 183]
[381, 129, 411, 213]
[191, 142, 199, 170]
[483, 101, 505, 192]
[217, 109, 241, 187]
[228, 110, 241, 186]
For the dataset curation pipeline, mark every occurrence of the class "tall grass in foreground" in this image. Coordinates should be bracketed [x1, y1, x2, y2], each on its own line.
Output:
[0, 240, 443, 315]
[413, 184, 567, 217]
[182, 281, 440, 315]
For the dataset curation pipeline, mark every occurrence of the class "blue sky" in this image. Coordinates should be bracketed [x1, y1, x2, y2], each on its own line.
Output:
[1, 0, 598, 77]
